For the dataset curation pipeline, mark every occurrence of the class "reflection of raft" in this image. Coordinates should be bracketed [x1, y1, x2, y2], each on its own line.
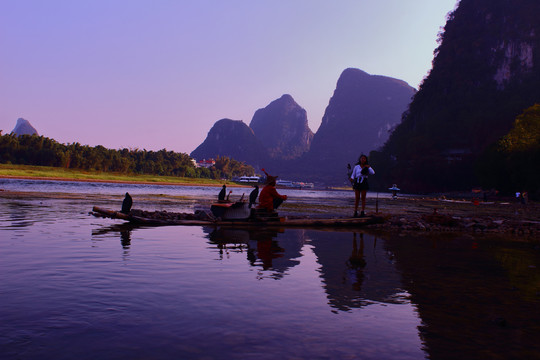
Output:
[91, 206, 385, 228]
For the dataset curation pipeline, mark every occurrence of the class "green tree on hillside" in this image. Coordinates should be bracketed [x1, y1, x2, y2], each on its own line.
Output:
[477, 104, 540, 197]
[498, 104, 540, 152]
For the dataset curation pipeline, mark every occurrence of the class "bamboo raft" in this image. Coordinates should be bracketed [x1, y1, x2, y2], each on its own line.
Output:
[91, 206, 385, 228]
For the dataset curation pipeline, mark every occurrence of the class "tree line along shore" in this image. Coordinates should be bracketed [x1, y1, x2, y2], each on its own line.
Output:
[0, 132, 255, 181]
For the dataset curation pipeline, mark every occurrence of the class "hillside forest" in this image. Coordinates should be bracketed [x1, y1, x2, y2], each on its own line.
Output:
[370, 0, 540, 198]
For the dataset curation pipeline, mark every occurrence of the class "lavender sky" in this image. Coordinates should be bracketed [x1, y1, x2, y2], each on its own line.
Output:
[1, 0, 458, 154]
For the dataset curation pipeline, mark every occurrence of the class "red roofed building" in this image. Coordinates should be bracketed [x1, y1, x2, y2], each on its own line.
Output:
[197, 159, 216, 168]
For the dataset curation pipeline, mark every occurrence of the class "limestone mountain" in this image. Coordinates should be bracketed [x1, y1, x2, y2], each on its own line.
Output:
[249, 94, 313, 160]
[300, 68, 415, 184]
[190, 119, 267, 167]
[374, 0, 540, 193]
[12, 118, 38, 136]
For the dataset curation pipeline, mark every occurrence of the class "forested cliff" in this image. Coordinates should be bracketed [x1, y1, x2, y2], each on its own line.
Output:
[373, 0, 540, 194]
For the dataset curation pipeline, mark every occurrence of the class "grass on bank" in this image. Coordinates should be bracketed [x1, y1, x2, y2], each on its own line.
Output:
[0, 164, 228, 186]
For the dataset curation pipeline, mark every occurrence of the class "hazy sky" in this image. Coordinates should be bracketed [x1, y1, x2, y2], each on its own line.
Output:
[1, 0, 458, 154]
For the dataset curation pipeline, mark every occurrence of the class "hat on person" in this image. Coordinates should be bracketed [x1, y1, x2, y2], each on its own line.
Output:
[265, 174, 278, 185]
[262, 168, 278, 185]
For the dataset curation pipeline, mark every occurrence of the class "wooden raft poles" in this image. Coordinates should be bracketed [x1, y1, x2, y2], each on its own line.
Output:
[91, 206, 384, 228]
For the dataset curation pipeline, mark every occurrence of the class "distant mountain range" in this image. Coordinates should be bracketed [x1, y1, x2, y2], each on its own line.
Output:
[191, 68, 415, 185]
[191, 0, 540, 194]
[191, 94, 314, 167]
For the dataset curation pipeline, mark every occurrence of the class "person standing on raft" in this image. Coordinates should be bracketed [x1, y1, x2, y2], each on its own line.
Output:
[258, 170, 287, 212]
[350, 154, 375, 217]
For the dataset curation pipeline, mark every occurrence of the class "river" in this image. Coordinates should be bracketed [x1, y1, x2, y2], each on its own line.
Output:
[1, 178, 539, 359]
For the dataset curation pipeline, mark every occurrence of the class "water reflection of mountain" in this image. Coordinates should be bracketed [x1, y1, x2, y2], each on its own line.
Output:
[308, 231, 404, 312]
[205, 227, 305, 279]
[384, 234, 540, 359]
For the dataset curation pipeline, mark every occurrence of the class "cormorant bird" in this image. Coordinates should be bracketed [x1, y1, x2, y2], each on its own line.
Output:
[218, 185, 226, 201]
[121, 192, 133, 214]
[249, 185, 259, 208]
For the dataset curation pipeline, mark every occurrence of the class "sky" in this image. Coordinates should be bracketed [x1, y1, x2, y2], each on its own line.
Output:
[0, 0, 458, 155]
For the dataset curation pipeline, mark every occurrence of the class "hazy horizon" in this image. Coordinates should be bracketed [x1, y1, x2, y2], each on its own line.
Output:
[1, 0, 458, 155]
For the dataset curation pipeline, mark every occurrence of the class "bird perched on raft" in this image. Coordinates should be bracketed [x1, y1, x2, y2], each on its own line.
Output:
[249, 185, 259, 208]
[218, 185, 226, 201]
[121, 192, 132, 214]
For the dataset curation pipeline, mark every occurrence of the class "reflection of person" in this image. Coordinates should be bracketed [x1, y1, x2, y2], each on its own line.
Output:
[350, 155, 375, 217]
[346, 232, 366, 291]
[256, 239, 285, 269]
[348, 232, 366, 269]
[259, 173, 287, 212]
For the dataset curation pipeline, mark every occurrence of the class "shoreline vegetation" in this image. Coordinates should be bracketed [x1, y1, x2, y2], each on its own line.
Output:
[1, 164, 538, 238]
[0, 163, 236, 187]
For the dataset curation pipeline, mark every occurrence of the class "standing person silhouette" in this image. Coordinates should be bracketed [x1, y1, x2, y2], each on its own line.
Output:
[350, 154, 375, 217]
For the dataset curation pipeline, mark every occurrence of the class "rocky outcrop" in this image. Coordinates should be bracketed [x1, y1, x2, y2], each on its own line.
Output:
[310, 69, 414, 160]
[300, 68, 415, 184]
[12, 118, 38, 136]
[250, 94, 313, 160]
[190, 119, 267, 167]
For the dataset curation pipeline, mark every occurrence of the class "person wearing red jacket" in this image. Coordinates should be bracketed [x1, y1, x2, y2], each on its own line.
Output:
[258, 173, 287, 212]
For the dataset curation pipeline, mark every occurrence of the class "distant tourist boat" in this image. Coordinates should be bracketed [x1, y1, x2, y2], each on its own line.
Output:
[237, 176, 261, 184]
[276, 179, 295, 187]
[276, 180, 314, 189]
[293, 182, 314, 189]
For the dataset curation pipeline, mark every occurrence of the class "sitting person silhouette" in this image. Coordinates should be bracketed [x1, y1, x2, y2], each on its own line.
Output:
[258, 171, 287, 212]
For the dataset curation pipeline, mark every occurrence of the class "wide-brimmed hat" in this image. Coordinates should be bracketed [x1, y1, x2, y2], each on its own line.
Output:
[261, 168, 278, 185]
[265, 174, 278, 184]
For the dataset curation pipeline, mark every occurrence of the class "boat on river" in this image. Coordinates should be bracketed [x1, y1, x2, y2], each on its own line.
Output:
[91, 205, 384, 228]
[235, 176, 261, 184]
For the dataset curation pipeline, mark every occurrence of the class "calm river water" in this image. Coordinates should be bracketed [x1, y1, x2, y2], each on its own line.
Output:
[1, 179, 539, 359]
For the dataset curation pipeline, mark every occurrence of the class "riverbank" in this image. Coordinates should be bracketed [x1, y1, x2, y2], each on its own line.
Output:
[0, 164, 234, 187]
[366, 196, 539, 237]
[1, 181, 538, 237]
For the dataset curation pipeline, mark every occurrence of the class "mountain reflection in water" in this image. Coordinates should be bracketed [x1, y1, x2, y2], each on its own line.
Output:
[201, 227, 540, 358]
